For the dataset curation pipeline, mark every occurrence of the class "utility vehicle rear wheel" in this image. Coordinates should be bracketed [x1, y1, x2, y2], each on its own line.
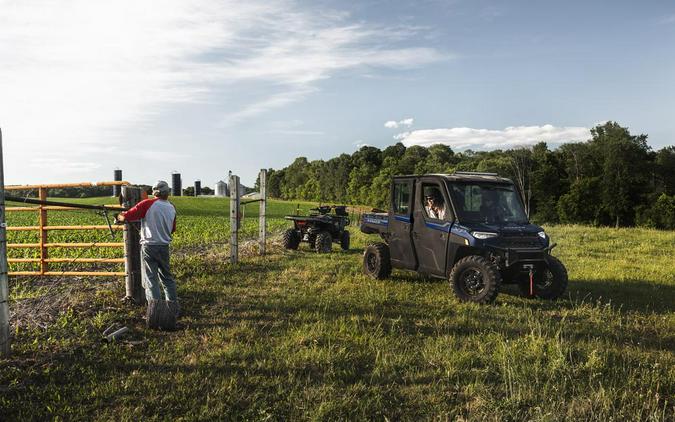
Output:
[308, 234, 317, 250]
[340, 230, 350, 251]
[449, 256, 501, 304]
[282, 229, 301, 250]
[363, 243, 392, 279]
[518, 256, 568, 300]
[315, 231, 332, 253]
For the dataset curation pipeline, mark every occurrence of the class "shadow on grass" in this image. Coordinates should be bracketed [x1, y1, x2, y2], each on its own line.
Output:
[565, 278, 675, 314]
[499, 278, 675, 314]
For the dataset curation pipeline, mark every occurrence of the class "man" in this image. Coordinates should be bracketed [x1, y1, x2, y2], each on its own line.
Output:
[424, 189, 446, 220]
[117, 181, 178, 312]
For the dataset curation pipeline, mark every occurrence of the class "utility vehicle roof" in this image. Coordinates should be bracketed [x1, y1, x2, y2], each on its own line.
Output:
[393, 172, 513, 184]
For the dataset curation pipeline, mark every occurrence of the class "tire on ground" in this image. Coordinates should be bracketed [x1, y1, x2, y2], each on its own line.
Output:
[363, 242, 392, 279]
[518, 255, 568, 300]
[315, 231, 332, 253]
[340, 230, 350, 251]
[282, 228, 301, 250]
[449, 255, 501, 304]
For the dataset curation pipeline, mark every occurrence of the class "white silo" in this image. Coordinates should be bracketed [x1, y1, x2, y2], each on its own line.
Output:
[215, 180, 227, 197]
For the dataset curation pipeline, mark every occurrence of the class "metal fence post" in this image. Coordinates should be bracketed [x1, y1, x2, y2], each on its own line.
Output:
[0, 128, 10, 356]
[38, 187, 48, 275]
[122, 186, 144, 305]
[229, 175, 240, 264]
[259, 169, 267, 256]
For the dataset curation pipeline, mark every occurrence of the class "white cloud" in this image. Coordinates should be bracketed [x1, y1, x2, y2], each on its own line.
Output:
[384, 117, 415, 129]
[399, 124, 591, 149]
[393, 131, 410, 140]
[0, 0, 445, 182]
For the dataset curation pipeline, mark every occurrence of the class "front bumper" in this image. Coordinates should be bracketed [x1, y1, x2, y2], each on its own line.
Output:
[488, 243, 556, 268]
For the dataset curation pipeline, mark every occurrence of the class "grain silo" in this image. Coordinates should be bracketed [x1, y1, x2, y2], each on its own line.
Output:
[194, 180, 201, 196]
[171, 172, 182, 196]
[112, 169, 122, 197]
[215, 180, 227, 197]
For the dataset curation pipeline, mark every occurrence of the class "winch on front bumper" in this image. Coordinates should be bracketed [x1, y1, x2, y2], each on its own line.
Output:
[488, 244, 555, 268]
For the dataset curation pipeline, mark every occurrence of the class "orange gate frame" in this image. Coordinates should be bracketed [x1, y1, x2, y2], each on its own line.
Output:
[5, 181, 130, 277]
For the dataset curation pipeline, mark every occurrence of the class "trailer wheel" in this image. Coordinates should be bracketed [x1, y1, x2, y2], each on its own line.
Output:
[340, 230, 350, 251]
[519, 255, 568, 300]
[449, 255, 501, 304]
[282, 229, 301, 250]
[363, 243, 392, 279]
[315, 231, 332, 253]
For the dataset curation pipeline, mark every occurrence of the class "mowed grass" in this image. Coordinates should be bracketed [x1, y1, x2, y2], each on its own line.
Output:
[1, 197, 673, 421]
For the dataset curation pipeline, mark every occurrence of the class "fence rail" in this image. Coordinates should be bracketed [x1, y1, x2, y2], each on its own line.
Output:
[5, 181, 130, 277]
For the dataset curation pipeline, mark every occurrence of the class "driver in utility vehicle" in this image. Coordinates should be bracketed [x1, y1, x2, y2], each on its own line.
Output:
[424, 189, 447, 220]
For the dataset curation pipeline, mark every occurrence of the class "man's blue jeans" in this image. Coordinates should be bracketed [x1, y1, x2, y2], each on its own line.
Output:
[141, 244, 177, 302]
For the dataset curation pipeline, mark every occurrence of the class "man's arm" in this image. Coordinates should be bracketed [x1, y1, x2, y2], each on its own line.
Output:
[119, 198, 156, 222]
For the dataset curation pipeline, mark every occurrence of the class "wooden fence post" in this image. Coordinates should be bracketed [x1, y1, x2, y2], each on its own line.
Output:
[229, 175, 240, 264]
[0, 128, 10, 357]
[259, 169, 267, 256]
[122, 186, 144, 305]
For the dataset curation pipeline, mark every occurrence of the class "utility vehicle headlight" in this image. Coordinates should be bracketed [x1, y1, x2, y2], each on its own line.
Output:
[472, 231, 498, 239]
[537, 231, 546, 239]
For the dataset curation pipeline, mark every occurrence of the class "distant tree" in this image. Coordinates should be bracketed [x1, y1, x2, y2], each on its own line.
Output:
[590, 122, 651, 227]
[201, 186, 214, 195]
[530, 143, 565, 222]
[382, 142, 406, 161]
[556, 142, 599, 182]
[654, 146, 675, 195]
[557, 177, 602, 224]
[261, 121, 664, 228]
[636, 193, 675, 229]
[396, 145, 429, 174]
[507, 148, 534, 217]
[267, 169, 284, 198]
[421, 144, 455, 173]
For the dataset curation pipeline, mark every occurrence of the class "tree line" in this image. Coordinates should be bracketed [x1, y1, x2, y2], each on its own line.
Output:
[262, 122, 675, 229]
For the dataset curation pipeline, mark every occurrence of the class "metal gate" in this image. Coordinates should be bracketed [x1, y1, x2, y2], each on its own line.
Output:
[5, 182, 129, 277]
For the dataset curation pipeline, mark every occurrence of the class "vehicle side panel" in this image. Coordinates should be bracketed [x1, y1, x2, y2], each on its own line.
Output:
[360, 213, 388, 234]
[388, 178, 417, 270]
[411, 178, 451, 277]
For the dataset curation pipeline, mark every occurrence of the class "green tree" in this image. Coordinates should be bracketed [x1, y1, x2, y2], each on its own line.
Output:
[590, 122, 651, 227]
[557, 177, 602, 224]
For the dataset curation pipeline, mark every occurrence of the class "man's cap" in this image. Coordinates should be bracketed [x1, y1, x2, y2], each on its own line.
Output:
[153, 180, 171, 196]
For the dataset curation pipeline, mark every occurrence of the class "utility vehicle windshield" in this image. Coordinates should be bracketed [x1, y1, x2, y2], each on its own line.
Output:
[449, 183, 528, 224]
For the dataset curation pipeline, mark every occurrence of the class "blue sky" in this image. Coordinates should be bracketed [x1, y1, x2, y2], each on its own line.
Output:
[1, 0, 673, 187]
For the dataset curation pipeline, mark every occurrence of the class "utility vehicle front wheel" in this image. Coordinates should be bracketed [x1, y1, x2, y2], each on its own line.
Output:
[315, 231, 332, 253]
[518, 256, 568, 300]
[363, 243, 392, 279]
[340, 230, 350, 251]
[282, 229, 301, 250]
[449, 256, 501, 304]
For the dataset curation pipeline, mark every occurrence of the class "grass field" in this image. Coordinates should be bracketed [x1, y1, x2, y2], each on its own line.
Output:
[1, 196, 673, 421]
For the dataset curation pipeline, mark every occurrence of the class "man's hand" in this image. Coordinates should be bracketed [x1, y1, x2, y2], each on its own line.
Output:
[114, 213, 126, 224]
